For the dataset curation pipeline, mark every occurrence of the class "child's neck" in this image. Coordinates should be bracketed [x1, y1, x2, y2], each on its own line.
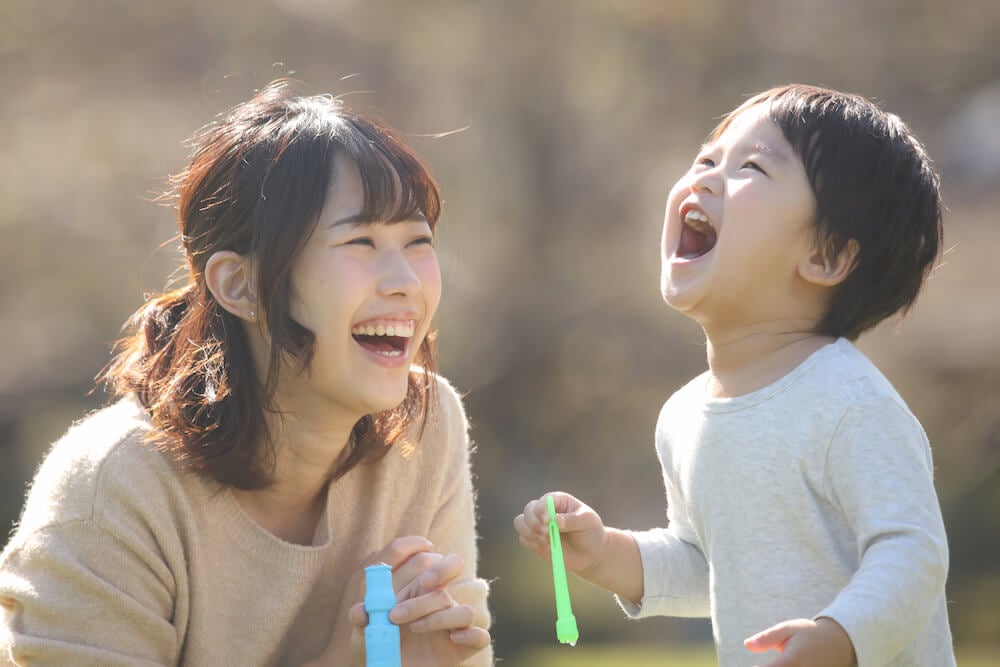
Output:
[703, 325, 836, 399]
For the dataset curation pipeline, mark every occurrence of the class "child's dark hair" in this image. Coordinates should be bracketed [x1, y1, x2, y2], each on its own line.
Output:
[101, 79, 440, 489]
[709, 84, 943, 340]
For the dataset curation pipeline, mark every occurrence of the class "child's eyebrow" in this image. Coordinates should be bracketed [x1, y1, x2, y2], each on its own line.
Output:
[748, 142, 791, 162]
[695, 141, 792, 162]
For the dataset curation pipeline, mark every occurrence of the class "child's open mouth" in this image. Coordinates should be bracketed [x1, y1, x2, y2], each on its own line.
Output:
[676, 207, 717, 260]
[351, 321, 415, 358]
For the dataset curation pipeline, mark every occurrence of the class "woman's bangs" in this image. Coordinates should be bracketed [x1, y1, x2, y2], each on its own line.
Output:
[352, 142, 440, 228]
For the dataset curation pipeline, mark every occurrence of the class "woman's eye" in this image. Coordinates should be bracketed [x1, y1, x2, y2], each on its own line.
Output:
[346, 237, 375, 247]
[696, 157, 716, 168]
[742, 160, 766, 174]
[409, 235, 434, 248]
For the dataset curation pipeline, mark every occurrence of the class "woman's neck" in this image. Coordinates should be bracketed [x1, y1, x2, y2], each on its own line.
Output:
[233, 408, 359, 545]
[703, 322, 835, 398]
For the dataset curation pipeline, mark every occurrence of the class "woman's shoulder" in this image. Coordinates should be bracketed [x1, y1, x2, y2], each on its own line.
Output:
[409, 368, 466, 425]
[407, 369, 471, 457]
[13, 397, 182, 538]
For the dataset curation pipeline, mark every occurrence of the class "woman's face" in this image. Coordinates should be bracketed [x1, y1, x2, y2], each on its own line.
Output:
[276, 152, 442, 422]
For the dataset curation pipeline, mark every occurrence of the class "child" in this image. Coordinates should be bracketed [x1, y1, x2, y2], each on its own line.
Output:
[515, 84, 955, 667]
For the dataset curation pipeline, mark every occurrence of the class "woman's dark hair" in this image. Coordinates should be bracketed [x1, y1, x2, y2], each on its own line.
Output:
[101, 79, 441, 489]
[708, 84, 943, 340]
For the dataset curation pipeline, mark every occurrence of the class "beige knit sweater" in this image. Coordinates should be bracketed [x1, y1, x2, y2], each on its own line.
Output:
[0, 375, 492, 666]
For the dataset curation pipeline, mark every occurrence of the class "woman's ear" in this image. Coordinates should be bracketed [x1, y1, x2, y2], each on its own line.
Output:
[799, 239, 859, 287]
[205, 251, 257, 322]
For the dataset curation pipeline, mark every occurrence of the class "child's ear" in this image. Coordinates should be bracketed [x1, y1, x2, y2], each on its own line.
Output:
[205, 250, 258, 322]
[799, 239, 859, 287]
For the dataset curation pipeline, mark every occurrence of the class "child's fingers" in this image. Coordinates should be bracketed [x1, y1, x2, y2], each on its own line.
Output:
[513, 513, 547, 548]
[546, 491, 582, 514]
[744, 619, 798, 652]
[517, 533, 550, 556]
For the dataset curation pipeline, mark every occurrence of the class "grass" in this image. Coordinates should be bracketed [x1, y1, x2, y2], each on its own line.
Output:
[509, 642, 999, 666]
[510, 643, 717, 667]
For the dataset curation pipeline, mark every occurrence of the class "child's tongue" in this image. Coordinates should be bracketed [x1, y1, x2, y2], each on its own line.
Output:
[677, 225, 711, 259]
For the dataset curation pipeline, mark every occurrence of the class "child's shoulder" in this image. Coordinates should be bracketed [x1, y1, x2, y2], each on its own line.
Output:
[661, 338, 907, 415]
[806, 338, 903, 403]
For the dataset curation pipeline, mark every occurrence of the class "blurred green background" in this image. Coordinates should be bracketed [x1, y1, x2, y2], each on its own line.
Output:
[2, 1, 998, 664]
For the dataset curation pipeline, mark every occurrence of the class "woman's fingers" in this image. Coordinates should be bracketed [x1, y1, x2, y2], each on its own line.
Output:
[391, 550, 442, 595]
[368, 536, 434, 569]
[449, 625, 492, 650]
[417, 552, 464, 590]
[395, 552, 464, 599]
[392, 596, 475, 633]
[348, 602, 367, 628]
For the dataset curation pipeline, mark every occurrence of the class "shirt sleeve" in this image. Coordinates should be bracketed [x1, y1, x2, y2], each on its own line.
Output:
[615, 476, 711, 619]
[424, 376, 493, 667]
[816, 396, 950, 667]
[616, 397, 711, 620]
[0, 519, 178, 666]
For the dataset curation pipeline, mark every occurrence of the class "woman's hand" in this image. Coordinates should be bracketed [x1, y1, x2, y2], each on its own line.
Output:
[348, 536, 490, 666]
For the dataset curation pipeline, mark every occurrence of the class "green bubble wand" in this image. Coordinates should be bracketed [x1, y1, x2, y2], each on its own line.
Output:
[546, 495, 580, 646]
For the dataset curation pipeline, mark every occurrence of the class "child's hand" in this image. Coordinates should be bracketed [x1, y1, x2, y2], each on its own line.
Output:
[744, 617, 856, 667]
[513, 491, 609, 576]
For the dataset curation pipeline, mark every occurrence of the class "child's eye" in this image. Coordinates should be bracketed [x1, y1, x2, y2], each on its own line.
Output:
[696, 157, 716, 168]
[742, 161, 767, 174]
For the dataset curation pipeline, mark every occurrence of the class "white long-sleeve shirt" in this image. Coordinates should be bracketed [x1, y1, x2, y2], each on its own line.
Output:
[620, 338, 955, 667]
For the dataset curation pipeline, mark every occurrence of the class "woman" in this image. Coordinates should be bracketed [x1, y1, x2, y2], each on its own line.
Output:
[0, 79, 492, 666]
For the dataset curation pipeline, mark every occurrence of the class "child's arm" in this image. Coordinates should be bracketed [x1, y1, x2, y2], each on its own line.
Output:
[514, 492, 644, 604]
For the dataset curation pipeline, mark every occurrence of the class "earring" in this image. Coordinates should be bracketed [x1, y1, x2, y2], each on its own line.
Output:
[249, 310, 256, 320]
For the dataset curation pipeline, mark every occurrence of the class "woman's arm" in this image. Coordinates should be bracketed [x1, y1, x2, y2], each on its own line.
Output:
[1, 519, 178, 666]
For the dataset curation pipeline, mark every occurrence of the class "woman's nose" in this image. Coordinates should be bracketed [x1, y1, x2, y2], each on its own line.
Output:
[376, 250, 421, 297]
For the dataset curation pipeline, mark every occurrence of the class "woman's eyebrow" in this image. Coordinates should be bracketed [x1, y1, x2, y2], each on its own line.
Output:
[327, 213, 365, 229]
[327, 212, 430, 229]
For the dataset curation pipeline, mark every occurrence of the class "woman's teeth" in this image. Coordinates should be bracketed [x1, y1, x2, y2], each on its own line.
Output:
[350, 322, 415, 337]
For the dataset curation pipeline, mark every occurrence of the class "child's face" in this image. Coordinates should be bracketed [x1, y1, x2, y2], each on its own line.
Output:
[660, 105, 820, 333]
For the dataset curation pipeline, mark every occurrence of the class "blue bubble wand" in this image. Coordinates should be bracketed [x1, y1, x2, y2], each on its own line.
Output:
[364, 563, 401, 667]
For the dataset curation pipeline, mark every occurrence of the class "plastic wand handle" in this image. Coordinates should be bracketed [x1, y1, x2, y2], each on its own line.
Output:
[547, 495, 580, 645]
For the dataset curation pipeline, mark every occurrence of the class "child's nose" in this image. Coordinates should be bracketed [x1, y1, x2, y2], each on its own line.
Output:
[689, 168, 721, 195]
